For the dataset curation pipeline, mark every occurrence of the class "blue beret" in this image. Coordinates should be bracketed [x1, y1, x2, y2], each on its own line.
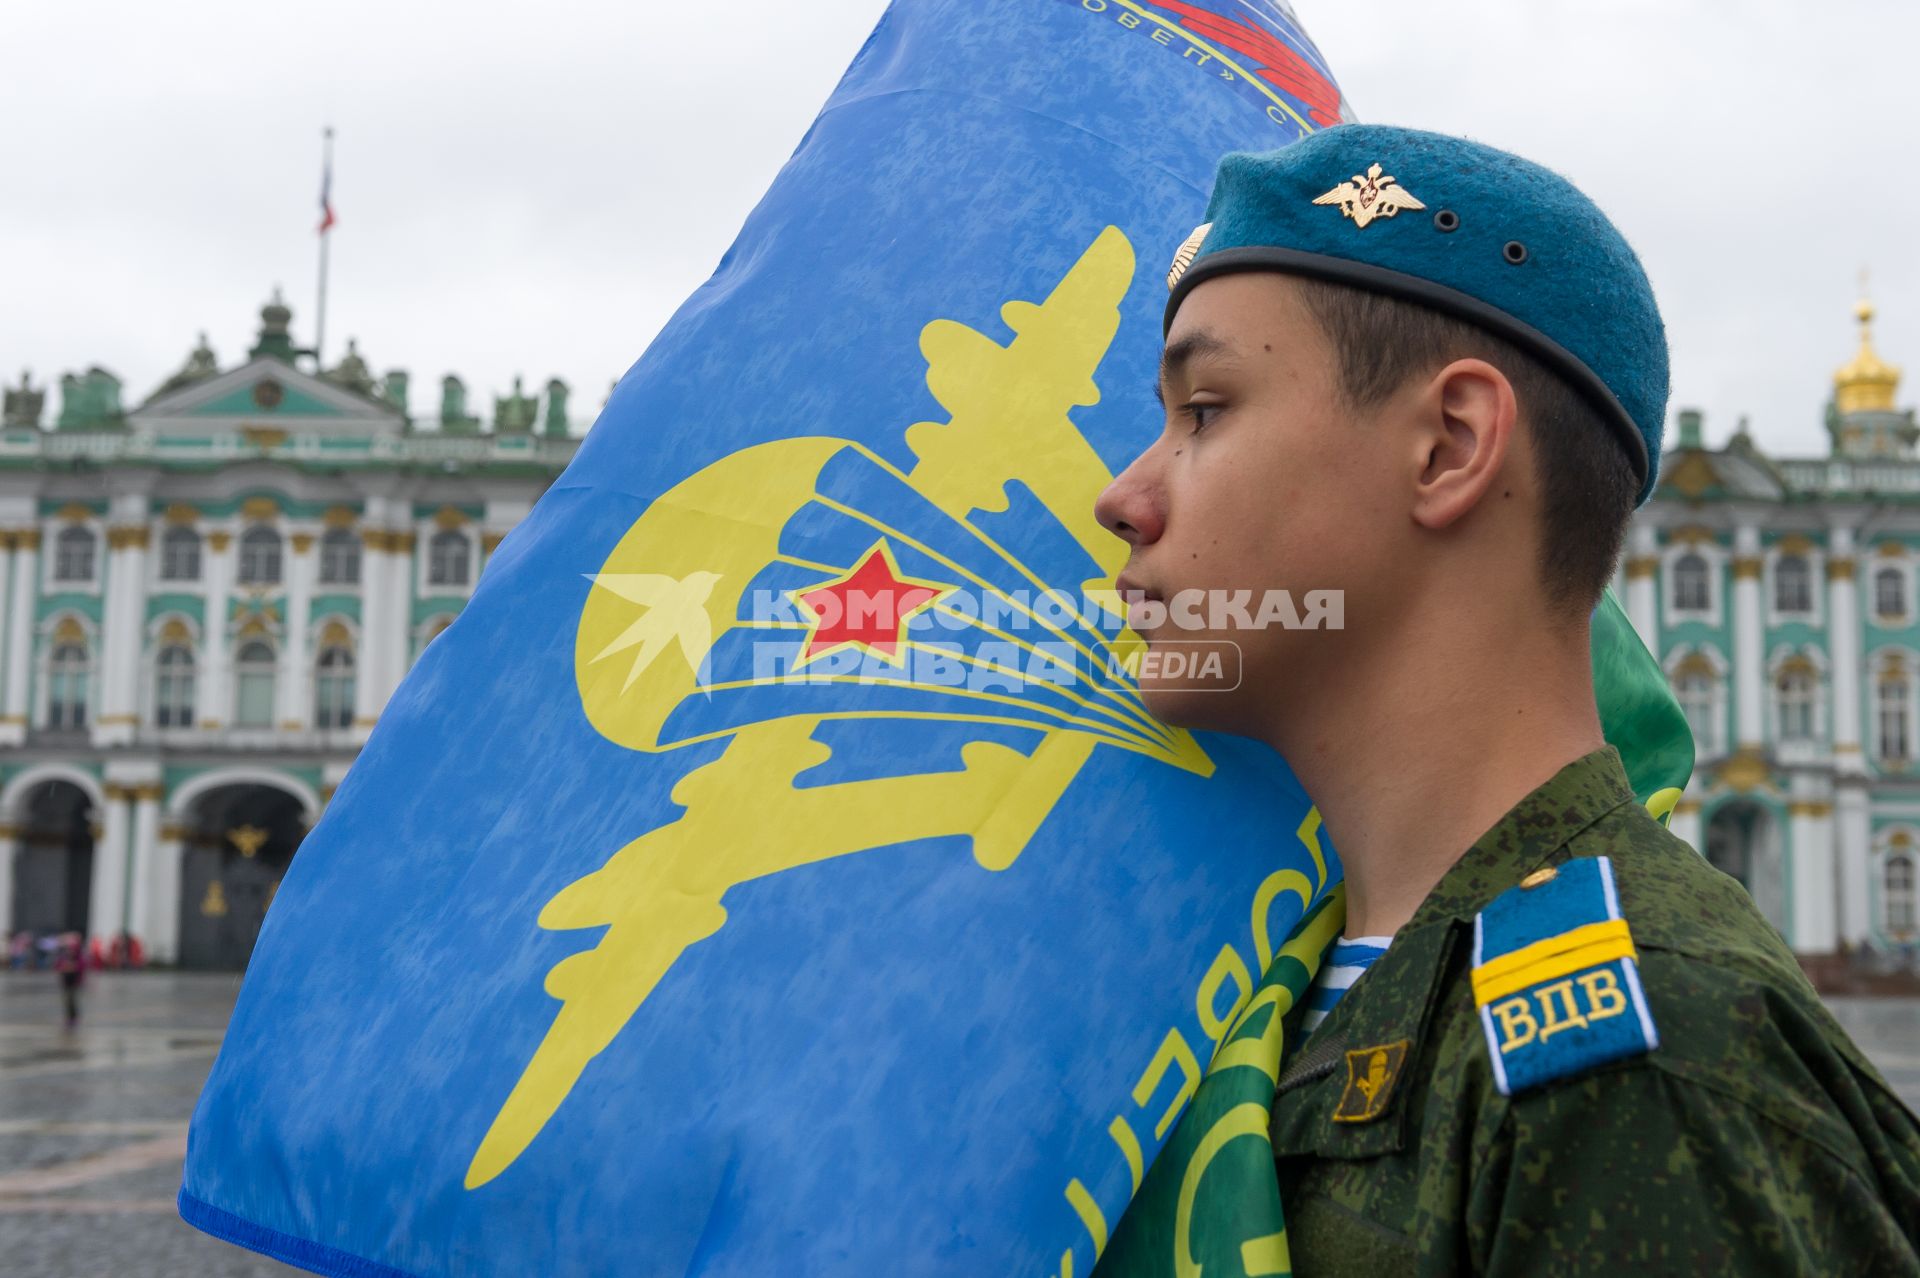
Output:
[1165, 124, 1669, 506]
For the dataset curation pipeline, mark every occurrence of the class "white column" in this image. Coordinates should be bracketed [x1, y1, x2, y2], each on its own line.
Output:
[201, 530, 234, 728]
[0, 535, 11, 747]
[279, 532, 317, 729]
[1788, 799, 1838, 954]
[1731, 523, 1765, 750]
[479, 529, 507, 578]
[95, 525, 151, 745]
[480, 495, 530, 583]
[1836, 783, 1873, 948]
[148, 819, 186, 965]
[1669, 798, 1703, 857]
[1622, 523, 1660, 652]
[353, 529, 390, 737]
[0, 533, 10, 731]
[125, 784, 162, 952]
[0, 826, 16, 935]
[386, 531, 417, 696]
[1827, 526, 1863, 775]
[1, 530, 39, 744]
[89, 785, 132, 945]
[321, 761, 351, 812]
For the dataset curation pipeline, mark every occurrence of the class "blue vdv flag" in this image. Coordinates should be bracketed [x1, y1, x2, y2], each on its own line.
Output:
[180, 3, 1351, 1273]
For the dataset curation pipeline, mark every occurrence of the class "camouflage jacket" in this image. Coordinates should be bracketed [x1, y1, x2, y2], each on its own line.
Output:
[1268, 745, 1920, 1275]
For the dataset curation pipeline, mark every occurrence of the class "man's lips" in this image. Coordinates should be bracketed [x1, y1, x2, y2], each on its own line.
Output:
[1113, 573, 1164, 629]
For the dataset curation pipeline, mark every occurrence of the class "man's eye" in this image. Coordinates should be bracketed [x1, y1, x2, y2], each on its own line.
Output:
[1182, 402, 1222, 433]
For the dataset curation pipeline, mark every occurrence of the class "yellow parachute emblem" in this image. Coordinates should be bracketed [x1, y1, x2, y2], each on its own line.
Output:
[467, 226, 1210, 1189]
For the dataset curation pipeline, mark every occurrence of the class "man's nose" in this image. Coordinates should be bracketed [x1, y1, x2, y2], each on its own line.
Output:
[1094, 449, 1166, 548]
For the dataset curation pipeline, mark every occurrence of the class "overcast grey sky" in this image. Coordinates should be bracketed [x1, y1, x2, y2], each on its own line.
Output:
[2, 0, 1913, 455]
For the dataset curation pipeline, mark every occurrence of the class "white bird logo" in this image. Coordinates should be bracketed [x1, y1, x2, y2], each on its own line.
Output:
[582, 571, 722, 690]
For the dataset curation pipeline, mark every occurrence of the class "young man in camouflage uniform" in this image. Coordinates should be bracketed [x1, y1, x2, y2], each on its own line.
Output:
[1094, 124, 1920, 1273]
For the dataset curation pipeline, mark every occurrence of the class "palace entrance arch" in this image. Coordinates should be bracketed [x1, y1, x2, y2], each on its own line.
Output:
[177, 784, 308, 971]
[8, 779, 96, 939]
[1705, 799, 1786, 937]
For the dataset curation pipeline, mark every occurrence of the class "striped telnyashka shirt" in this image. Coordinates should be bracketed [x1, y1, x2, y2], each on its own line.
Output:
[1299, 935, 1393, 1034]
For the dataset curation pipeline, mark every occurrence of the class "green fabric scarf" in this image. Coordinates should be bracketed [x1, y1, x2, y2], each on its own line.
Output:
[1094, 587, 1693, 1277]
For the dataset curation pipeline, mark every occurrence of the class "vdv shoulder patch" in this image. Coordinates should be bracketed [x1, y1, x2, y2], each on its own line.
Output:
[1470, 856, 1659, 1096]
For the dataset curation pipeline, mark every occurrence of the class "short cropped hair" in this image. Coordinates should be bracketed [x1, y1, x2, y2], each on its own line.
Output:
[1294, 278, 1638, 617]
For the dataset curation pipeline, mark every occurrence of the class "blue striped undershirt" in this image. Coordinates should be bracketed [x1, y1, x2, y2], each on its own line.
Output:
[1299, 935, 1394, 1034]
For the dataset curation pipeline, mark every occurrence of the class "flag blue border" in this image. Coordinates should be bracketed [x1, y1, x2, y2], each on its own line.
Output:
[179, 1190, 419, 1278]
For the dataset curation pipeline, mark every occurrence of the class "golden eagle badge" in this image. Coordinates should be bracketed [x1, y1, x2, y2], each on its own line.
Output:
[1312, 163, 1425, 228]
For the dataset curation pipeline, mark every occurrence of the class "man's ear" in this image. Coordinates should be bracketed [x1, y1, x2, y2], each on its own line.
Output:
[1409, 358, 1517, 531]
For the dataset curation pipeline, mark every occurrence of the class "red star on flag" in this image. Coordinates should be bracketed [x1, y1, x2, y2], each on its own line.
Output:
[792, 542, 948, 668]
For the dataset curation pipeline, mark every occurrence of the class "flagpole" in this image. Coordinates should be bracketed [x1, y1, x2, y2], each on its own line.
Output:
[316, 126, 334, 371]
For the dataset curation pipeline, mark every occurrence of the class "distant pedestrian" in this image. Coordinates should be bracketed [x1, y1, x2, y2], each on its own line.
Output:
[7, 931, 28, 970]
[52, 932, 86, 1028]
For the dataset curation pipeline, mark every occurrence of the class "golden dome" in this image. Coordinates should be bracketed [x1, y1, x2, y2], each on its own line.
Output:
[1836, 295, 1901, 415]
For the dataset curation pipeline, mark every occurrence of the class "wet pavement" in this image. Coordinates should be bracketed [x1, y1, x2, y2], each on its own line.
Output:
[1829, 996, 1920, 1111]
[2, 972, 1919, 1276]
[0, 972, 293, 1275]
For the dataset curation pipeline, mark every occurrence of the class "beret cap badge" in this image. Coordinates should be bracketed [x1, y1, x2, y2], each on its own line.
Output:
[1312, 162, 1426, 228]
[1165, 222, 1213, 291]
[1166, 126, 1668, 505]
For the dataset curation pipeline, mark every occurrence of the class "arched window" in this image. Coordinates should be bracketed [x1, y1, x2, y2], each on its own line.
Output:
[314, 642, 356, 730]
[1677, 672, 1715, 745]
[319, 528, 361, 585]
[238, 526, 283, 585]
[1888, 854, 1917, 940]
[1878, 567, 1907, 619]
[234, 640, 278, 728]
[1773, 555, 1811, 614]
[1670, 651, 1719, 751]
[1775, 664, 1815, 741]
[1880, 679, 1911, 762]
[52, 526, 96, 582]
[1672, 552, 1710, 612]
[428, 530, 471, 587]
[160, 525, 202, 581]
[47, 634, 91, 728]
[154, 643, 196, 727]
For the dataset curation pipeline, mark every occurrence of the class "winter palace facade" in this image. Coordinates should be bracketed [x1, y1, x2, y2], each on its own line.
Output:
[1618, 297, 1920, 968]
[3, 293, 1919, 970]
[0, 296, 578, 968]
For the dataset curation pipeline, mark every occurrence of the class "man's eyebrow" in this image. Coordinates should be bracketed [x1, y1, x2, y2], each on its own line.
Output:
[1155, 330, 1234, 405]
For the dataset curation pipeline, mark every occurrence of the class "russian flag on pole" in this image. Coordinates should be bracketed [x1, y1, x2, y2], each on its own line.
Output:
[318, 133, 336, 235]
[178, 3, 1689, 1276]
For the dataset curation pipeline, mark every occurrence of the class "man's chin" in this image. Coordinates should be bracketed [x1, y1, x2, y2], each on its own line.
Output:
[1135, 651, 1251, 732]
[1141, 681, 1240, 726]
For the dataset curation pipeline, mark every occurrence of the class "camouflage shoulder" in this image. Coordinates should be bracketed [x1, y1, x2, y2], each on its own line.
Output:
[1463, 819, 1919, 1183]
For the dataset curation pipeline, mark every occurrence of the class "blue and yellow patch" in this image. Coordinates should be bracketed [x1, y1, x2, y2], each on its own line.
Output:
[1471, 856, 1658, 1095]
